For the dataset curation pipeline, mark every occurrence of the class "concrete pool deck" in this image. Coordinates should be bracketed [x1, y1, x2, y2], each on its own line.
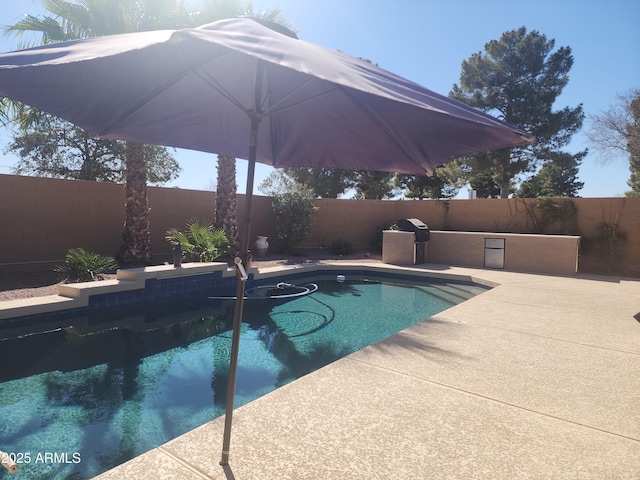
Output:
[92, 263, 640, 480]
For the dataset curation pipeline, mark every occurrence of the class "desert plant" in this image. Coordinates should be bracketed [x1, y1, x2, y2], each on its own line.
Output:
[165, 218, 229, 262]
[329, 237, 354, 256]
[55, 248, 118, 282]
[266, 183, 316, 252]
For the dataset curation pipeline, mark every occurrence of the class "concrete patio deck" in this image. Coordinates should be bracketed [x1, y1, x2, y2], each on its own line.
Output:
[94, 264, 640, 480]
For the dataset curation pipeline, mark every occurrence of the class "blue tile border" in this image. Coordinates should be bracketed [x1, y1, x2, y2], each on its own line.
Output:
[87, 271, 234, 308]
[2, 271, 235, 327]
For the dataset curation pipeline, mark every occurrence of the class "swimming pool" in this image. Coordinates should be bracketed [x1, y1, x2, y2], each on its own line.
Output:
[0, 273, 488, 479]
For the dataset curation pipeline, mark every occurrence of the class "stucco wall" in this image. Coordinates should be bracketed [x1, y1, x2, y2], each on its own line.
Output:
[1, 174, 638, 276]
[0, 174, 275, 272]
[383, 230, 581, 275]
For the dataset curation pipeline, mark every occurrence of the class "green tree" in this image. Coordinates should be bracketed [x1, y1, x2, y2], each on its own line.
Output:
[274, 167, 399, 199]
[466, 155, 502, 198]
[259, 175, 315, 252]
[258, 169, 296, 197]
[450, 27, 585, 198]
[6, 114, 180, 184]
[586, 88, 640, 197]
[353, 171, 397, 199]
[396, 163, 462, 199]
[283, 167, 356, 198]
[516, 150, 585, 197]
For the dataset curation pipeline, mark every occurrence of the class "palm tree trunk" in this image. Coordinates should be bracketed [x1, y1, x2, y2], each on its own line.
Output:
[119, 142, 151, 266]
[214, 155, 239, 253]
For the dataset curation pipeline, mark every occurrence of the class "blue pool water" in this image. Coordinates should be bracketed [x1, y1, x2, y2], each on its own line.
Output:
[0, 274, 487, 479]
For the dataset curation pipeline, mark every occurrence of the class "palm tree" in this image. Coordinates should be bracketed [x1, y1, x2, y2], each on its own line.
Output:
[215, 155, 240, 252]
[120, 142, 151, 263]
[4, 0, 190, 266]
[187, 1, 295, 256]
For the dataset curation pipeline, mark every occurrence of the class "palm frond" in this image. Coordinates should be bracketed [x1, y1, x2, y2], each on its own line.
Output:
[166, 218, 229, 262]
[54, 248, 118, 282]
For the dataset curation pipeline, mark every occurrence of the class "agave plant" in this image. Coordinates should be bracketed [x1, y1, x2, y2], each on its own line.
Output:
[55, 248, 119, 283]
[165, 218, 230, 262]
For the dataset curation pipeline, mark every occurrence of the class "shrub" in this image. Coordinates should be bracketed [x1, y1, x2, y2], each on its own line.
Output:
[581, 221, 628, 274]
[523, 197, 578, 234]
[269, 185, 316, 252]
[329, 237, 354, 256]
[165, 217, 229, 262]
[55, 248, 119, 282]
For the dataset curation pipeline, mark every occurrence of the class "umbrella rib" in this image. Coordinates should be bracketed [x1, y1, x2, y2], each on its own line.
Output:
[194, 69, 250, 115]
[336, 85, 433, 174]
[257, 76, 319, 117]
[265, 87, 339, 116]
[196, 66, 345, 121]
[97, 52, 230, 137]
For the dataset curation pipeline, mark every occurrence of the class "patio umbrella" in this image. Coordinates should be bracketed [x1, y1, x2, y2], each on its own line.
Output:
[0, 17, 533, 466]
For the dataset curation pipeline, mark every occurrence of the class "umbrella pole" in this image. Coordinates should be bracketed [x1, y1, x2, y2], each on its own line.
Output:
[220, 112, 262, 466]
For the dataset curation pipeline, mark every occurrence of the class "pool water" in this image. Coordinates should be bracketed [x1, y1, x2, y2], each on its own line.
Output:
[0, 275, 487, 479]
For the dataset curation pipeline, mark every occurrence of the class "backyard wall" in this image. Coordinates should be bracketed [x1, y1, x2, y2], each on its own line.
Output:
[1, 174, 638, 276]
[303, 196, 639, 276]
[0, 174, 275, 273]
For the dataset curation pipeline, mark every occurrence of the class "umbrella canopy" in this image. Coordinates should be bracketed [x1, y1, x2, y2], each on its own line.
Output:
[0, 17, 532, 175]
[0, 17, 533, 468]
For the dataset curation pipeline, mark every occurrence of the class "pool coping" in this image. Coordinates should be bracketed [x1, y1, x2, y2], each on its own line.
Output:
[0, 262, 233, 321]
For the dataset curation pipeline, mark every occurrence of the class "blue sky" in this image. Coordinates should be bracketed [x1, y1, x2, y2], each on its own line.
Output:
[1, 0, 639, 197]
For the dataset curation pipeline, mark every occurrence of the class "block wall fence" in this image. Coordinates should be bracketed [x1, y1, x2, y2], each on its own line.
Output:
[1, 174, 638, 276]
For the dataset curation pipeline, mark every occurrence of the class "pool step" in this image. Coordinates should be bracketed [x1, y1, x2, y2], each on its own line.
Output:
[416, 283, 484, 305]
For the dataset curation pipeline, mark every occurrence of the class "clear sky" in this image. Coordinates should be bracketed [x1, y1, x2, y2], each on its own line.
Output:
[1, 0, 638, 197]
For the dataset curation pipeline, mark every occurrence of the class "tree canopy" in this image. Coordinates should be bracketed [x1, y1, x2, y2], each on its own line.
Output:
[396, 163, 462, 199]
[449, 27, 585, 198]
[6, 113, 180, 184]
[282, 168, 356, 198]
[260, 168, 399, 199]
